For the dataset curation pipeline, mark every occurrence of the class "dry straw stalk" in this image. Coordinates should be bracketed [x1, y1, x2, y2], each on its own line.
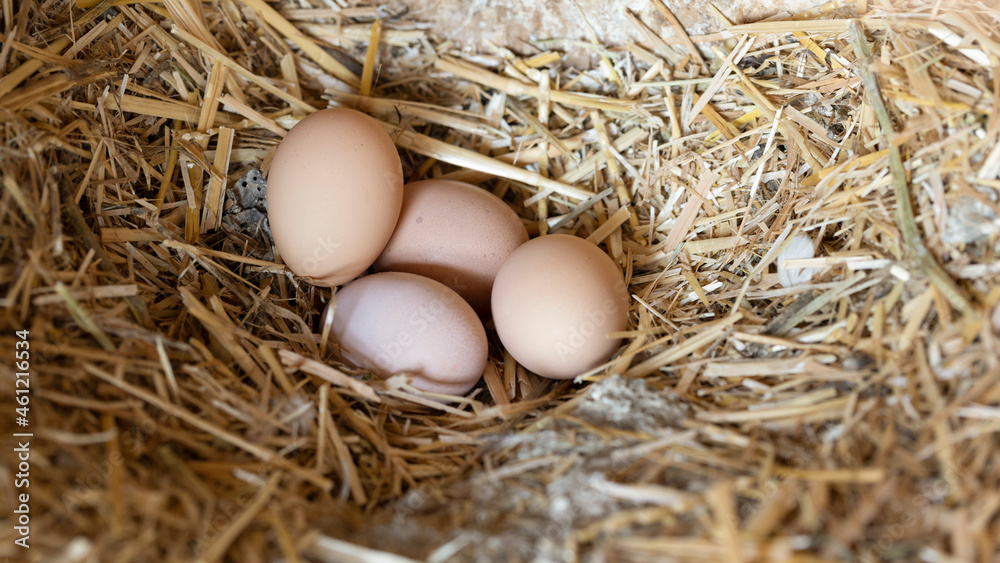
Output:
[1, 0, 999, 561]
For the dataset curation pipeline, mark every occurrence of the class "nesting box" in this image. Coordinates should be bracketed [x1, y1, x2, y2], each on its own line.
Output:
[3, 0, 1000, 561]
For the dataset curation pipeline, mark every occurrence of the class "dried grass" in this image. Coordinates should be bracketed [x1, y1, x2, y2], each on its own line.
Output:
[1, 0, 999, 561]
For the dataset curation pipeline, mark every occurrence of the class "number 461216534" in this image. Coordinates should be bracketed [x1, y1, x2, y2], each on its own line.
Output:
[15, 330, 30, 418]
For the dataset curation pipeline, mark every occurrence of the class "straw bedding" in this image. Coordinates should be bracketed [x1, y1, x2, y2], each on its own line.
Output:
[1, 0, 999, 561]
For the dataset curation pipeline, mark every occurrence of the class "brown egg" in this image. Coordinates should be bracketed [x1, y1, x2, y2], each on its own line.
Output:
[373, 179, 528, 316]
[328, 272, 488, 395]
[267, 108, 403, 286]
[491, 235, 629, 379]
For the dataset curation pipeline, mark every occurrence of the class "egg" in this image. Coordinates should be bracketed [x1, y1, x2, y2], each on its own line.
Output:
[491, 234, 629, 379]
[777, 234, 821, 288]
[267, 108, 403, 286]
[328, 272, 488, 395]
[373, 179, 528, 316]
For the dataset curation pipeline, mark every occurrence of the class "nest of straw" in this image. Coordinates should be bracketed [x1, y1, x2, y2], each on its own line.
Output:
[2, 0, 999, 560]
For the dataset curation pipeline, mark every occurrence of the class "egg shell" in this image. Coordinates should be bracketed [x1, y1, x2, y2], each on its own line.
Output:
[373, 179, 528, 316]
[777, 234, 821, 288]
[328, 272, 488, 395]
[267, 108, 403, 286]
[491, 234, 628, 380]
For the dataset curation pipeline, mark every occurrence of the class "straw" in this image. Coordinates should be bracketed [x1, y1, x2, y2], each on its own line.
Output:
[5, 0, 999, 560]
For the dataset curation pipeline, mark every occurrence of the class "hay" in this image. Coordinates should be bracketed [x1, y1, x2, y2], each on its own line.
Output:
[2, 0, 999, 561]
